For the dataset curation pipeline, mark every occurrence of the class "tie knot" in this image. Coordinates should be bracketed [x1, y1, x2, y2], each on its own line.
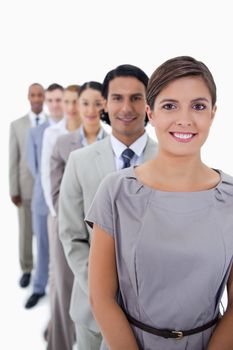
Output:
[121, 148, 135, 168]
[35, 116, 40, 126]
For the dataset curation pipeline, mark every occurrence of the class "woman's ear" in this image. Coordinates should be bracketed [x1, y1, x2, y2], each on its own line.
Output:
[146, 105, 155, 126]
[210, 105, 217, 124]
[102, 99, 107, 112]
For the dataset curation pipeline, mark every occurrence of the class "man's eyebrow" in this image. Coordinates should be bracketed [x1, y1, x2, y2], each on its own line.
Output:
[110, 92, 144, 96]
[131, 93, 144, 97]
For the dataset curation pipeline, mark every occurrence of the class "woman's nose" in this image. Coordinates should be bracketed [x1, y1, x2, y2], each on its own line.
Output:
[175, 110, 193, 127]
[175, 119, 192, 127]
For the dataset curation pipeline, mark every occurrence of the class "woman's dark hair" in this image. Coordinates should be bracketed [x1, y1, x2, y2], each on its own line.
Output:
[101, 64, 149, 125]
[79, 81, 103, 96]
[147, 56, 217, 109]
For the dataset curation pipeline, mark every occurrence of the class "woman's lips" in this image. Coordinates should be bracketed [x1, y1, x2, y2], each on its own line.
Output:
[85, 116, 97, 120]
[170, 132, 197, 143]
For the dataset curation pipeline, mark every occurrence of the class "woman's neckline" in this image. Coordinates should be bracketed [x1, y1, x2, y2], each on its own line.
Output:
[131, 166, 223, 194]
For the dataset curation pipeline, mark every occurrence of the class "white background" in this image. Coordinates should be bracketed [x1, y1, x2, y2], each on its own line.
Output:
[0, 0, 232, 349]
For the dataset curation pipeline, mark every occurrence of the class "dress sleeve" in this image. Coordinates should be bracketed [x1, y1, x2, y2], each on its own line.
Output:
[85, 173, 115, 237]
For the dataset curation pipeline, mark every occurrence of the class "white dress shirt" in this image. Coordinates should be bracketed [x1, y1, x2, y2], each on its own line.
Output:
[28, 110, 46, 127]
[48, 117, 57, 127]
[41, 117, 69, 216]
[110, 132, 148, 170]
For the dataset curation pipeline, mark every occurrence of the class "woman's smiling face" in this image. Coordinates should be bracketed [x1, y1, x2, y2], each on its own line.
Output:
[147, 76, 217, 157]
[79, 88, 105, 127]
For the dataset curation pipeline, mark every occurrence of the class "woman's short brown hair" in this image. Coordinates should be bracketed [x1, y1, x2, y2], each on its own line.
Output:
[147, 56, 216, 109]
[64, 84, 80, 96]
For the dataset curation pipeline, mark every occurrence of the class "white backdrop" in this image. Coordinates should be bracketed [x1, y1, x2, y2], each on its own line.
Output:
[0, 0, 232, 348]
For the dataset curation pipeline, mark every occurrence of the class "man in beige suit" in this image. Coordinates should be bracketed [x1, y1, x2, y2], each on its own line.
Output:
[9, 83, 46, 288]
[59, 65, 158, 350]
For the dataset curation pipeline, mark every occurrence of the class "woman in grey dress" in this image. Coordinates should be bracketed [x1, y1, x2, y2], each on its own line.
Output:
[85, 56, 233, 349]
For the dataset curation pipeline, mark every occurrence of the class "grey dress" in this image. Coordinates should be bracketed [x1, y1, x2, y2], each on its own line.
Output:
[85, 166, 233, 350]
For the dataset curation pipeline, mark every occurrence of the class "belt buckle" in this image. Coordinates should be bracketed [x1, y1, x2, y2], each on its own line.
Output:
[172, 330, 183, 339]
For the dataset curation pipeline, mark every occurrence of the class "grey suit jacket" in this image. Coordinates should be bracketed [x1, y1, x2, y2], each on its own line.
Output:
[26, 121, 49, 215]
[59, 135, 157, 331]
[9, 115, 34, 199]
[50, 127, 108, 212]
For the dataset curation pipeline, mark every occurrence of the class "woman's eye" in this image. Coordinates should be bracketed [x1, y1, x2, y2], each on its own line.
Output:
[162, 103, 176, 110]
[193, 103, 206, 111]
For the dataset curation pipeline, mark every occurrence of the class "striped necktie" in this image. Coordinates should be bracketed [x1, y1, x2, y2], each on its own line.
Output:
[121, 148, 135, 168]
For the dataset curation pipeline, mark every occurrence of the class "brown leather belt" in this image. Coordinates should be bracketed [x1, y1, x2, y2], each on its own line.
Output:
[125, 311, 220, 340]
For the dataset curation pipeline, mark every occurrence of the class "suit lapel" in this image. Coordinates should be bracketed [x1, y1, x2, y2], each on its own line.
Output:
[38, 121, 49, 147]
[143, 136, 157, 161]
[94, 137, 116, 179]
[69, 130, 82, 153]
[24, 114, 31, 128]
[93, 135, 156, 179]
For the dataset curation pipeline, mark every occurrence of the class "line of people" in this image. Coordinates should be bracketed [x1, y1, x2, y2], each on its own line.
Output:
[9, 58, 233, 350]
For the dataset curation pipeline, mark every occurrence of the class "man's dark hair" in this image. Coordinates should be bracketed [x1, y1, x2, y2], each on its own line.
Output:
[28, 83, 44, 91]
[102, 64, 148, 99]
[46, 83, 64, 92]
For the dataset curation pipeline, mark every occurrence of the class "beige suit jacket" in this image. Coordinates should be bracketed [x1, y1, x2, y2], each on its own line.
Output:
[50, 128, 108, 212]
[59, 135, 157, 331]
[9, 115, 34, 199]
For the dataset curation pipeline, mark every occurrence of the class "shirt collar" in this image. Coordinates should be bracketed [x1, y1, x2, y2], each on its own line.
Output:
[51, 116, 66, 130]
[48, 115, 64, 126]
[80, 124, 105, 146]
[48, 118, 56, 126]
[110, 131, 147, 158]
[29, 110, 46, 120]
[96, 127, 105, 140]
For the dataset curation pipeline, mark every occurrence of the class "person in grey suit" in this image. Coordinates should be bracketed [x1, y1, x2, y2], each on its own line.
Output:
[47, 81, 109, 350]
[59, 65, 157, 350]
[85, 56, 233, 350]
[25, 84, 64, 309]
[9, 83, 46, 288]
